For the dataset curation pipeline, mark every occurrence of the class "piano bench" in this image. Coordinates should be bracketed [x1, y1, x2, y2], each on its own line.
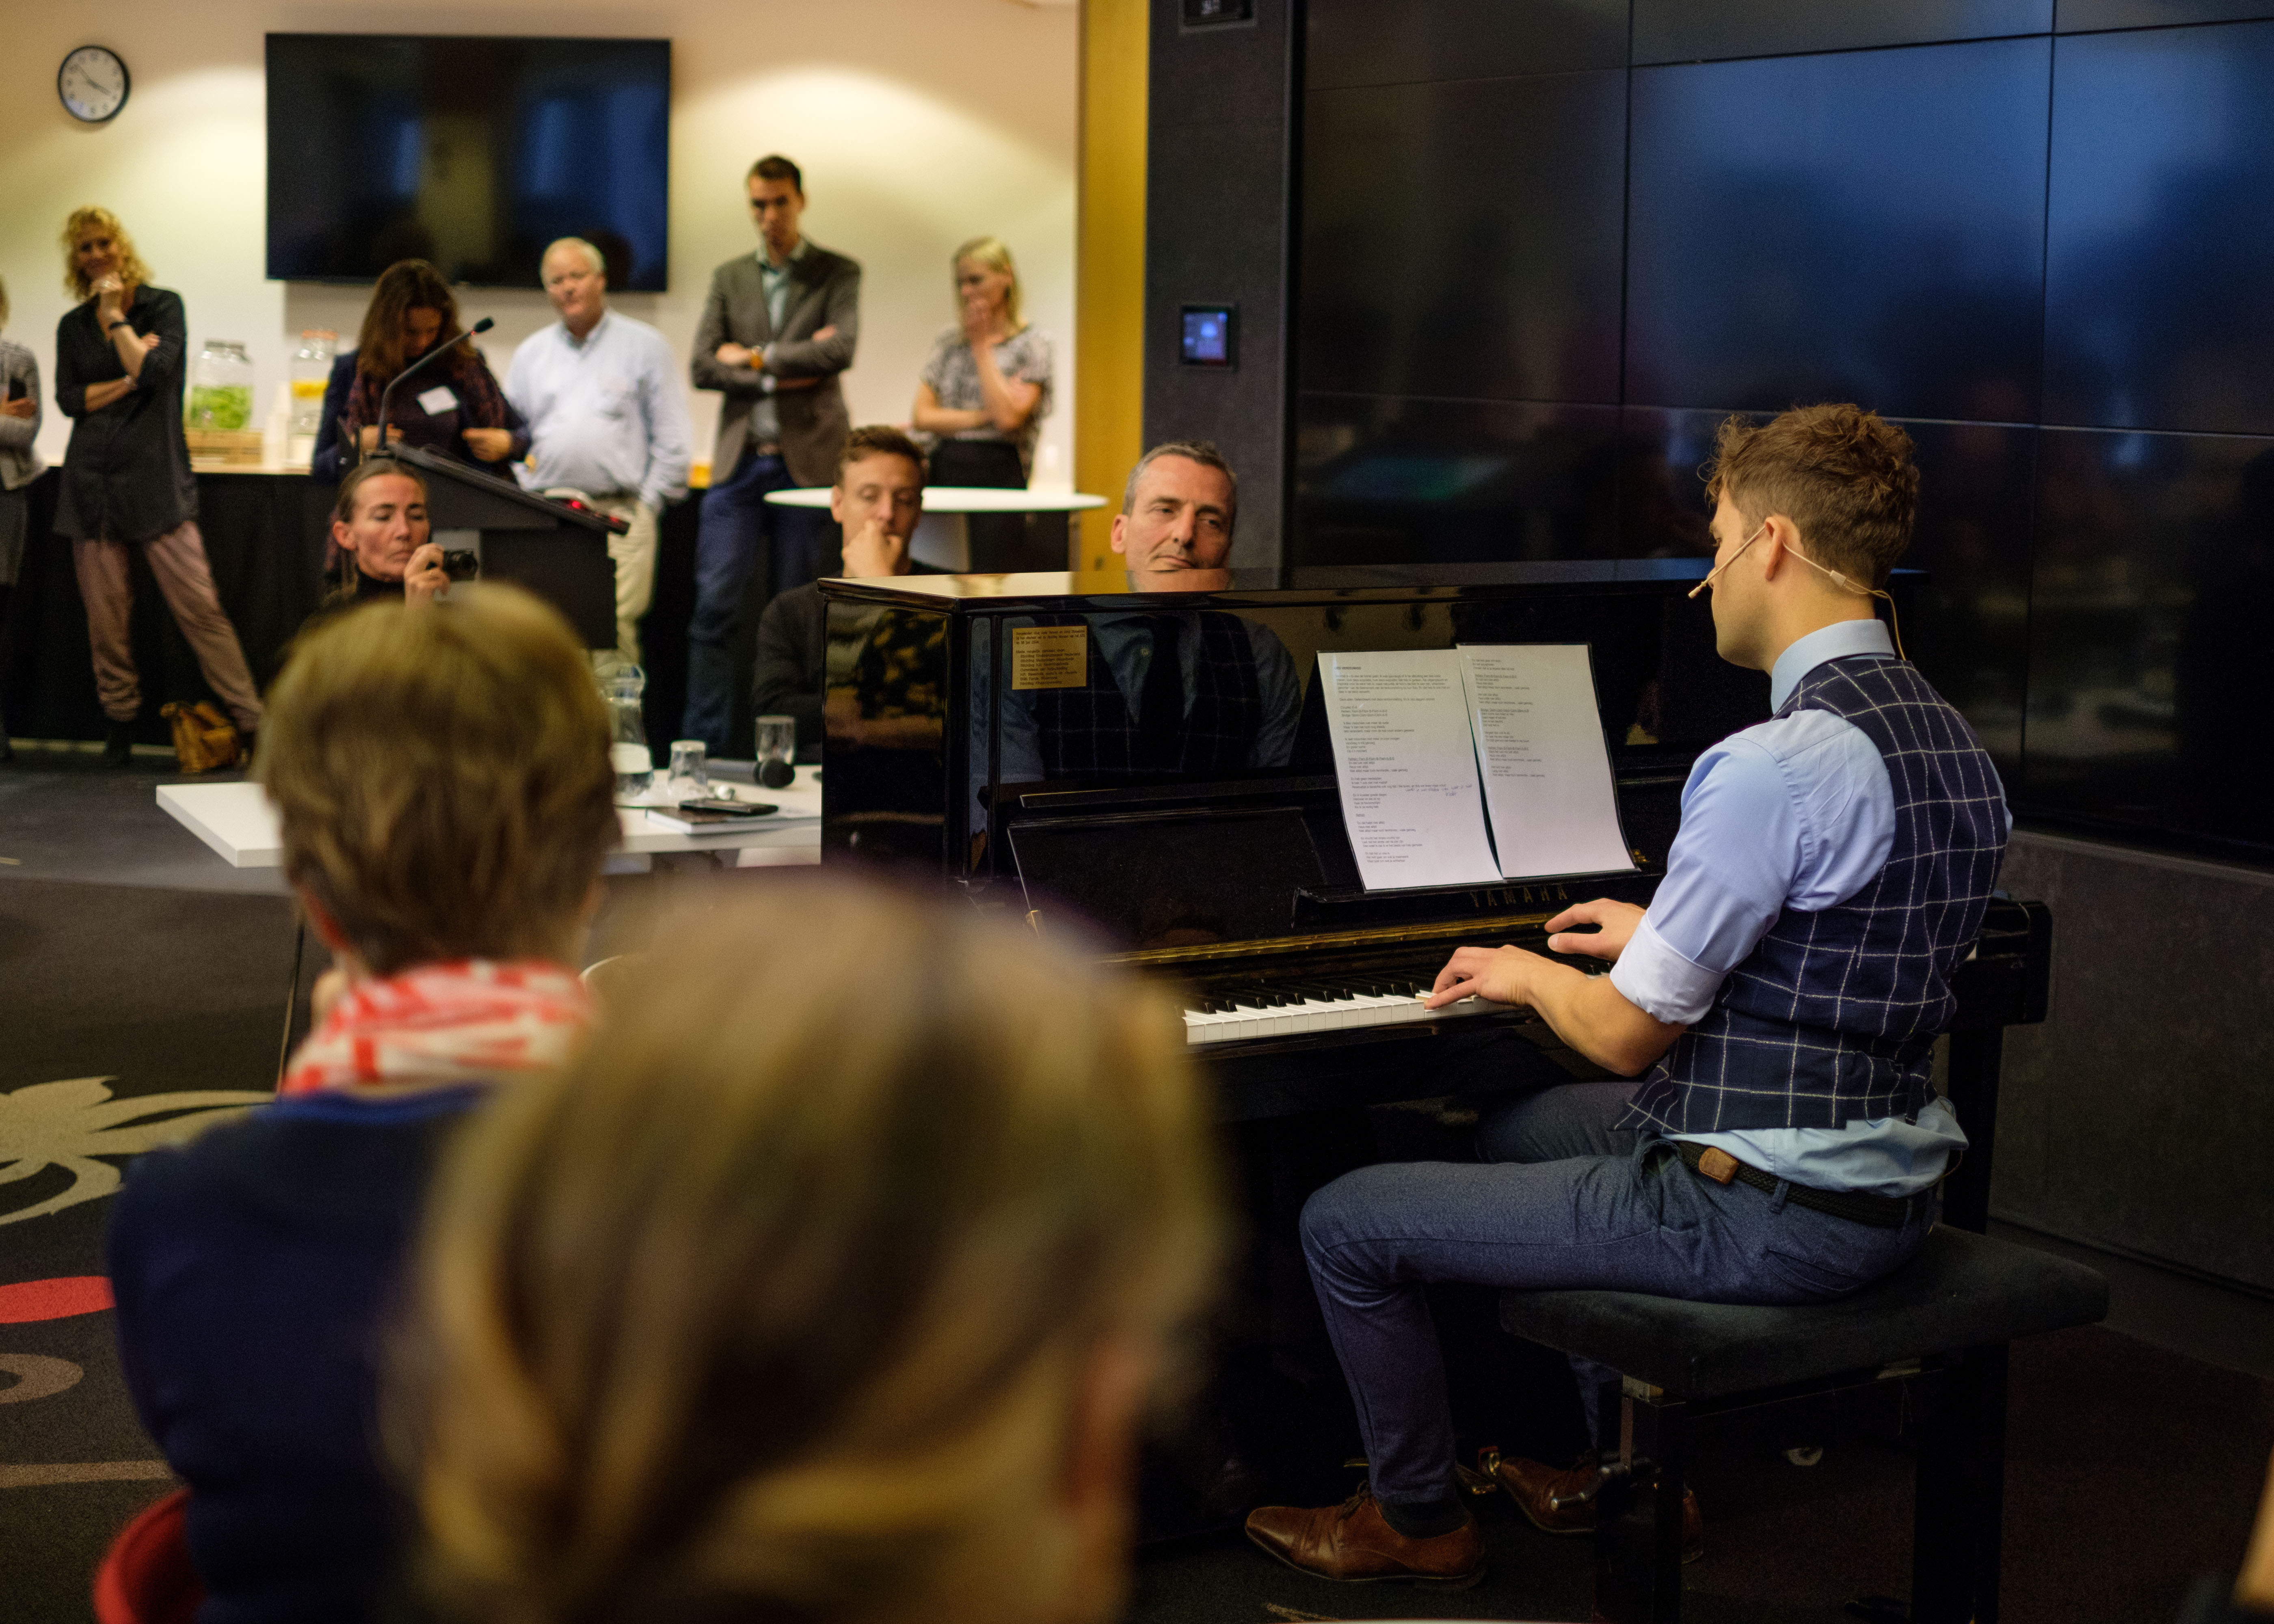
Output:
[1498, 1225, 2108, 1624]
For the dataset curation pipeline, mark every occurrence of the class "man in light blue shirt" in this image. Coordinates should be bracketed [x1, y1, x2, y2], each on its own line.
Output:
[506, 238, 692, 669]
[1246, 405, 2011, 1588]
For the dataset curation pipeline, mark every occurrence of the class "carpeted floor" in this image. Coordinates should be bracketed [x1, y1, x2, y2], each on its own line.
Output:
[1, 756, 2270, 1624]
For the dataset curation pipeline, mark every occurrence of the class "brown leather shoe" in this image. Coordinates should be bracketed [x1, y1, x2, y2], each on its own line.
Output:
[1245, 1486, 1485, 1588]
[1492, 1452, 1704, 1564]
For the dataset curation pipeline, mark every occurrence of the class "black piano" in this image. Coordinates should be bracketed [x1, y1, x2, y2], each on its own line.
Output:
[815, 560, 2045, 1168]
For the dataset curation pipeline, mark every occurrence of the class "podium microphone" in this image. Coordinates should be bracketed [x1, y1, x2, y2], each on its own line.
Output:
[375, 317, 495, 454]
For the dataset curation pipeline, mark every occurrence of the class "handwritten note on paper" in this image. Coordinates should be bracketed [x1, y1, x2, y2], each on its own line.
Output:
[1318, 650, 1502, 890]
[1457, 644, 1635, 880]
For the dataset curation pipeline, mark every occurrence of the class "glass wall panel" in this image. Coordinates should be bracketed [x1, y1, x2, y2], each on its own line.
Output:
[1308, 0, 1626, 88]
[1634, 0, 2050, 64]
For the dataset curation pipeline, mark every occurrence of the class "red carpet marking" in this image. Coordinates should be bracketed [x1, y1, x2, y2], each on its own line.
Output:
[0, 1276, 115, 1323]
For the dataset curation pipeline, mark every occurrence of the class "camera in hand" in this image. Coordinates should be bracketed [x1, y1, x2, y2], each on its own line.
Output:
[441, 549, 480, 582]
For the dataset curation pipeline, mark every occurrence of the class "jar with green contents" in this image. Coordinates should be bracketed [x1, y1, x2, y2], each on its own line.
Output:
[188, 341, 254, 431]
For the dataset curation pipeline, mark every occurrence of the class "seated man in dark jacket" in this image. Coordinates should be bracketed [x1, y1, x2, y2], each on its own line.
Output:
[752, 424, 938, 759]
[107, 583, 618, 1624]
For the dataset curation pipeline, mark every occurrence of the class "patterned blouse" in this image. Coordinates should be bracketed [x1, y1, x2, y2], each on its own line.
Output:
[919, 323, 1054, 472]
[339, 342, 528, 467]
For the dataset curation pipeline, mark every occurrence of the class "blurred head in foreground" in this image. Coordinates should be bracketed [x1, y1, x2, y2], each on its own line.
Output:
[261, 583, 616, 977]
[395, 880, 1226, 1624]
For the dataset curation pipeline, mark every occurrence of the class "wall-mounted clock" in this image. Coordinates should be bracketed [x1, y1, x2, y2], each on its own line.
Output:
[58, 46, 130, 125]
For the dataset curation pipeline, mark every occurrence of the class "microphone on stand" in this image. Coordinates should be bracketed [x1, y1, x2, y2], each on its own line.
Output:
[374, 316, 494, 454]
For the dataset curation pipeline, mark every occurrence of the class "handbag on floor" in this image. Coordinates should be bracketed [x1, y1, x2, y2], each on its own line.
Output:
[160, 701, 241, 774]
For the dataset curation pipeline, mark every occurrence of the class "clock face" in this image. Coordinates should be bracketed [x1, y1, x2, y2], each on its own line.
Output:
[58, 46, 129, 125]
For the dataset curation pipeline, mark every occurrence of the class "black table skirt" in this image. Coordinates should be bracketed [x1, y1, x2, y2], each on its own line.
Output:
[0, 471, 769, 757]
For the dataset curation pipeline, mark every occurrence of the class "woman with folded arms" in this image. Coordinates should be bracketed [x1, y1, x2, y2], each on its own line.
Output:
[393, 879, 1224, 1624]
[910, 235, 1054, 568]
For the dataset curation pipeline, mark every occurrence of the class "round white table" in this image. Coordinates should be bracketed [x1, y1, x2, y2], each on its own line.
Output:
[764, 485, 1106, 572]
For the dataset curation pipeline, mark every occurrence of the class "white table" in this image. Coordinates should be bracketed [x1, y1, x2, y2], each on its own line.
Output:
[764, 485, 1106, 572]
[157, 768, 824, 870]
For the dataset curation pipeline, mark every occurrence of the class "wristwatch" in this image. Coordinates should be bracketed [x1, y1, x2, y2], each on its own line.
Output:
[105, 320, 130, 332]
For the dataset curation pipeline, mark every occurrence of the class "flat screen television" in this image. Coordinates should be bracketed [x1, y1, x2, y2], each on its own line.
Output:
[266, 34, 670, 291]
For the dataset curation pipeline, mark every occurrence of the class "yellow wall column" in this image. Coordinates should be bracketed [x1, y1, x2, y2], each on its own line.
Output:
[1076, 0, 1148, 572]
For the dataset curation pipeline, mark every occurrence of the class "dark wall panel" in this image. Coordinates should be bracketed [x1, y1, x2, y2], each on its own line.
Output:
[1308, 0, 1626, 89]
[1627, 38, 2050, 419]
[1147, 0, 1296, 565]
[1302, 71, 1627, 404]
[1293, 397, 1623, 564]
[2057, 0, 2274, 29]
[1621, 409, 2036, 780]
[2043, 23, 2274, 433]
[1633, 0, 2051, 64]
[2021, 428, 2274, 852]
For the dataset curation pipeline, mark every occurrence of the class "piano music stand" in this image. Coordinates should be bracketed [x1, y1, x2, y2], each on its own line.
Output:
[385, 444, 622, 648]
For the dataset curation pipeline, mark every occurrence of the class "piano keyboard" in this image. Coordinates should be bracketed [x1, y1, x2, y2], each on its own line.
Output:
[1182, 983, 1498, 1045]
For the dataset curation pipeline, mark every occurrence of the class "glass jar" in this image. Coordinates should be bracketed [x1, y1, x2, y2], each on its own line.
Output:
[289, 330, 335, 437]
[188, 341, 254, 432]
[605, 666, 653, 797]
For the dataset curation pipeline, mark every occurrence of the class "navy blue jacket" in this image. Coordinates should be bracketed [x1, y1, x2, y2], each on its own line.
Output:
[107, 1085, 487, 1624]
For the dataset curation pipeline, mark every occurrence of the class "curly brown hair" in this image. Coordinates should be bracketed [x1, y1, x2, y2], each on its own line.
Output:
[355, 260, 465, 382]
[1702, 405, 1920, 589]
[60, 207, 155, 300]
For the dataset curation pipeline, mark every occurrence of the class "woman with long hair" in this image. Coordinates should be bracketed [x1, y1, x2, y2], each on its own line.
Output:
[53, 206, 264, 764]
[329, 259, 527, 474]
[394, 880, 1225, 1624]
[911, 235, 1054, 568]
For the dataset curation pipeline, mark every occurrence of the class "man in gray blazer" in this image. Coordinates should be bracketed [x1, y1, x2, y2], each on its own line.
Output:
[682, 153, 860, 754]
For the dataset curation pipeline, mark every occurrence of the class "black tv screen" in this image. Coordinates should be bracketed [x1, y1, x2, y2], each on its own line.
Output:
[266, 34, 670, 291]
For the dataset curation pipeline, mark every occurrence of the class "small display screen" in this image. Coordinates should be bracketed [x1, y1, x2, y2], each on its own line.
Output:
[1181, 305, 1237, 368]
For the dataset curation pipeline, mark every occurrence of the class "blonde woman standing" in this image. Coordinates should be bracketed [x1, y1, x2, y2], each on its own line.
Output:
[911, 235, 1054, 568]
[394, 879, 1224, 1624]
[53, 207, 263, 764]
[0, 273, 45, 763]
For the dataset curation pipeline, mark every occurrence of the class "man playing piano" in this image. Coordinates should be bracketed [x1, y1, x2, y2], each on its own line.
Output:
[1244, 404, 2011, 1586]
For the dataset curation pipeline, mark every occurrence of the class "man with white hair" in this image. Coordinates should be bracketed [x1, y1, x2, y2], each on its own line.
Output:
[505, 236, 693, 669]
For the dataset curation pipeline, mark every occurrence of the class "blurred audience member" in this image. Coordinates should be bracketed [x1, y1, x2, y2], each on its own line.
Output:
[506, 237, 692, 671]
[684, 153, 860, 754]
[393, 879, 1225, 1624]
[2179, 1446, 2274, 1621]
[54, 206, 263, 766]
[335, 260, 528, 473]
[912, 235, 1053, 568]
[106, 585, 616, 1624]
[754, 425, 937, 758]
[0, 272, 45, 764]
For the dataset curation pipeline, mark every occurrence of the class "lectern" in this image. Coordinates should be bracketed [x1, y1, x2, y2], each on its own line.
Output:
[388, 444, 623, 648]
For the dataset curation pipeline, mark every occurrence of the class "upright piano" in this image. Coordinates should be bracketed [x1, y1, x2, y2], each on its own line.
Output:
[815, 559, 2046, 1163]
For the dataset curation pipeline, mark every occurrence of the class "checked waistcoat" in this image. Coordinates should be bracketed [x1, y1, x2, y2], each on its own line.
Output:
[1621, 654, 2008, 1135]
[1030, 612, 1262, 778]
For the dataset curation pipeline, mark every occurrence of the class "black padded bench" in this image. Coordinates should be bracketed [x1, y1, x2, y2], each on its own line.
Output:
[1502, 1227, 2108, 1622]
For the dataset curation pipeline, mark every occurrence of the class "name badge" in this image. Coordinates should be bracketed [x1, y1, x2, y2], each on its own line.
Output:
[1011, 624, 1087, 691]
[416, 384, 458, 416]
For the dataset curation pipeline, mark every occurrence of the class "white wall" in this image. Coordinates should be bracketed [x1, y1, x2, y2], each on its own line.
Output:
[0, 0, 1076, 482]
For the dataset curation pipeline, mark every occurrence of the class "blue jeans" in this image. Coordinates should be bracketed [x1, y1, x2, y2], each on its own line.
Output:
[1300, 1080, 1933, 1506]
[683, 451, 830, 753]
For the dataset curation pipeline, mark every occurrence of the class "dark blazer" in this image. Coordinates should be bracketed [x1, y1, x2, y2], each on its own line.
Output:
[690, 242, 859, 488]
[309, 351, 357, 482]
[53, 287, 195, 544]
[108, 1084, 489, 1624]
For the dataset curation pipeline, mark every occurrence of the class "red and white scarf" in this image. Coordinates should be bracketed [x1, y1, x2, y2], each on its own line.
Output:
[279, 959, 591, 1096]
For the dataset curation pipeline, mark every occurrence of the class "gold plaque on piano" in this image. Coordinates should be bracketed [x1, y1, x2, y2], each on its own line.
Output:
[1011, 624, 1088, 690]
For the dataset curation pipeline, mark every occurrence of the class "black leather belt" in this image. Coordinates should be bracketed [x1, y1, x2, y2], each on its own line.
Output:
[1671, 1138, 1931, 1229]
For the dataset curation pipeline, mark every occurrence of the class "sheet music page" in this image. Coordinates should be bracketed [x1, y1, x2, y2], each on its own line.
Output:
[1457, 644, 1636, 879]
[1317, 650, 1502, 890]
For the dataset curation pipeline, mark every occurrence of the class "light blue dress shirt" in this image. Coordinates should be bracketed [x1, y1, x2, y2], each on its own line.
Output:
[746, 239, 808, 446]
[505, 311, 692, 512]
[1606, 618, 2009, 1196]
